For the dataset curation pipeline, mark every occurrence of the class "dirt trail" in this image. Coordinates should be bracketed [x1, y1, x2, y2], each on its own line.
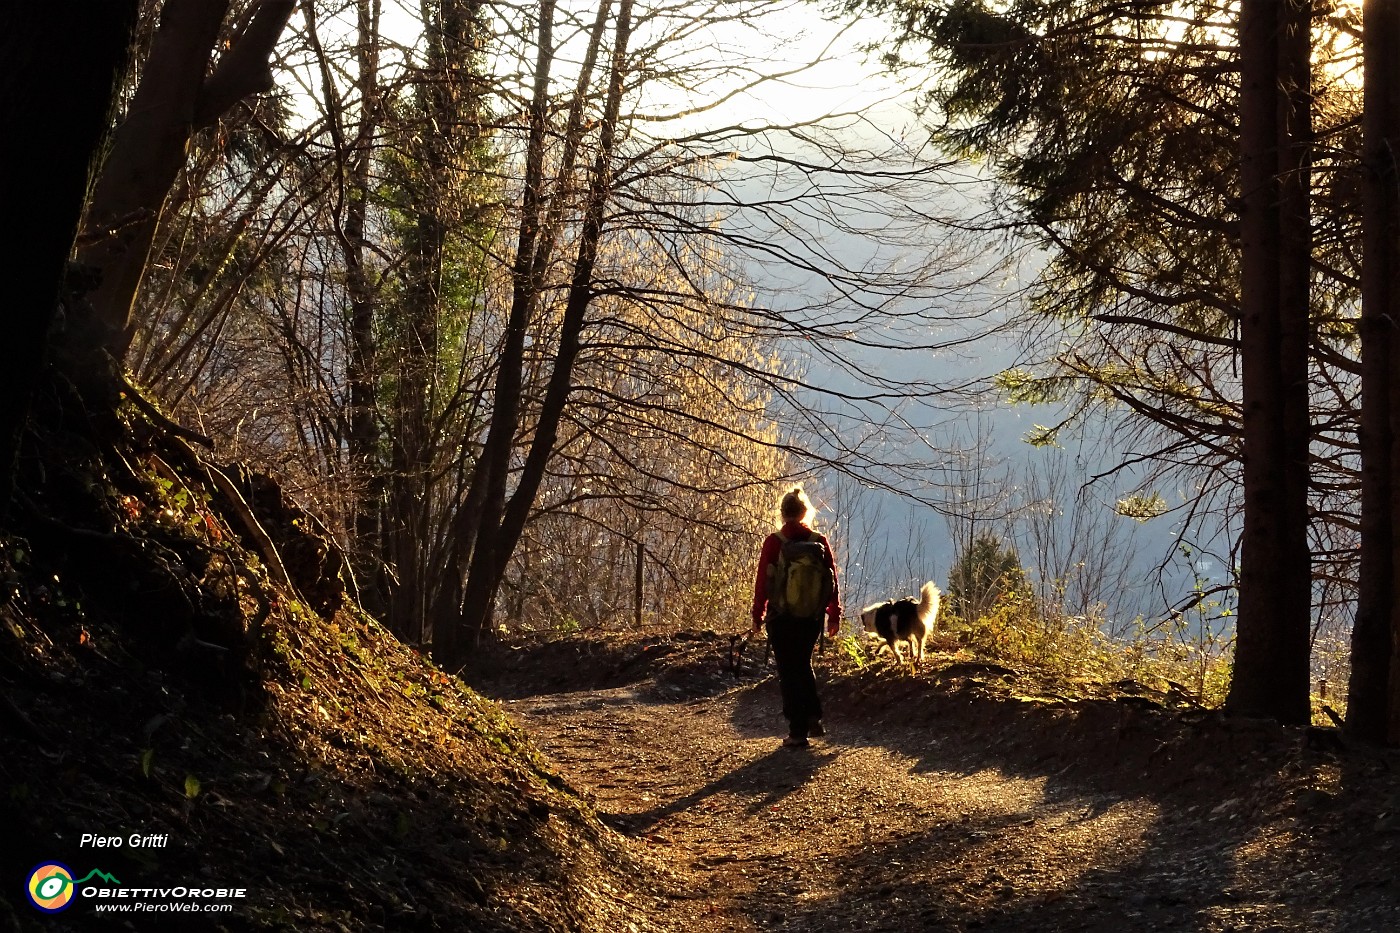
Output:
[493, 658, 1400, 933]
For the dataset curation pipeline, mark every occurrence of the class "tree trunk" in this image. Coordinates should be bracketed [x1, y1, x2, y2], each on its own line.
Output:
[345, 10, 384, 563]
[0, 0, 140, 524]
[306, 0, 386, 615]
[386, 210, 445, 645]
[430, 0, 615, 664]
[77, 0, 294, 361]
[1351, 0, 1400, 742]
[430, 0, 559, 667]
[453, 0, 636, 657]
[364, 0, 489, 650]
[1227, 0, 1313, 724]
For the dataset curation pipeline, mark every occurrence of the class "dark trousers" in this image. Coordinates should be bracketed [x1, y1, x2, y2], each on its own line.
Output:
[766, 613, 822, 736]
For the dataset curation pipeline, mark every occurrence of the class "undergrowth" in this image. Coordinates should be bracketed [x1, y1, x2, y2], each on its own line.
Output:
[944, 589, 1233, 705]
[939, 592, 1343, 726]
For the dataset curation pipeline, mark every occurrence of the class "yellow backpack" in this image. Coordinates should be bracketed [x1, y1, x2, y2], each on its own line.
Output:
[768, 532, 833, 618]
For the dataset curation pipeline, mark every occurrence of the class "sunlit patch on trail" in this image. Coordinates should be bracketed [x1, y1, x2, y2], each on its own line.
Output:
[821, 743, 1165, 913]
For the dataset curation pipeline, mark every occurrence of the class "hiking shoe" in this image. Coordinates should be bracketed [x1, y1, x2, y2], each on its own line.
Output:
[807, 720, 825, 737]
[782, 735, 809, 749]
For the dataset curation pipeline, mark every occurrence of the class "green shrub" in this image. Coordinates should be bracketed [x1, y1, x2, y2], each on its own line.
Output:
[948, 532, 1028, 622]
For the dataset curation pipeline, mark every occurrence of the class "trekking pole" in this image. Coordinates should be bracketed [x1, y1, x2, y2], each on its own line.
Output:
[727, 631, 750, 678]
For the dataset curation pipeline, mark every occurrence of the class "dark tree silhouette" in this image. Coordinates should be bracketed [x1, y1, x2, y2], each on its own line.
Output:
[0, 0, 140, 524]
[1352, 0, 1400, 743]
[1226, 0, 1313, 724]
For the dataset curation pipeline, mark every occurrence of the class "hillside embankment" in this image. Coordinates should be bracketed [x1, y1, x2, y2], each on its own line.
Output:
[1, 400, 664, 931]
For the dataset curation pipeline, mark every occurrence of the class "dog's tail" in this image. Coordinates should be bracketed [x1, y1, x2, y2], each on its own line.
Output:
[918, 581, 941, 624]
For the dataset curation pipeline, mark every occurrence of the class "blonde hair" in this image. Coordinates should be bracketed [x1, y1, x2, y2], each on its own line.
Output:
[778, 485, 813, 523]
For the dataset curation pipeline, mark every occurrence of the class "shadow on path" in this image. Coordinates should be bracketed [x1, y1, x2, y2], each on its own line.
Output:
[724, 666, 1400, 932]
[610, 745, 836, 834]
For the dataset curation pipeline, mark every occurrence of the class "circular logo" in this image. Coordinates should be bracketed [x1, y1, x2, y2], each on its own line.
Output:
[27, 863, 76, 913]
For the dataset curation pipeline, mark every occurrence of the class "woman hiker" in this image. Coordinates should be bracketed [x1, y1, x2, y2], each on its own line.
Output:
[751, 485, 841, 748]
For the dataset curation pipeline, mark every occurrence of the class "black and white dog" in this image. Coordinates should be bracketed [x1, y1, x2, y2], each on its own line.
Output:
[859, 582, 941, 665]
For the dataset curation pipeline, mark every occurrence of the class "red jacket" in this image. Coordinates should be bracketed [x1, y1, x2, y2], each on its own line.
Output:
[752, 521, 841, 626]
